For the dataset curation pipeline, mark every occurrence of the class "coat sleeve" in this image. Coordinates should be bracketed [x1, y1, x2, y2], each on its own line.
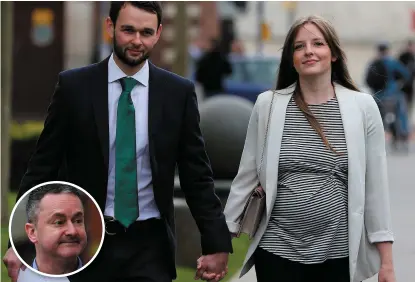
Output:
[224, 98, 261, 233]
[177, 81, 233, 255]
[363, 94, 394, 243]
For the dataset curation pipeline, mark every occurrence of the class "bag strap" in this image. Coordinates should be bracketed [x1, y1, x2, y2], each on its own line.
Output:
[257, 92, 275, 178]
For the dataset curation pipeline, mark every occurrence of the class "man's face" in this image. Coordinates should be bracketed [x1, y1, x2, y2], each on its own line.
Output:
[106, 3, 162, 67]
[25, 194, 87, 261]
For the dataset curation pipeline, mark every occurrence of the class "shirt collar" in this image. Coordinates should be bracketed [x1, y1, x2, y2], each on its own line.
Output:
[108, 53, 149, 87]
[32, 257, 83, 271]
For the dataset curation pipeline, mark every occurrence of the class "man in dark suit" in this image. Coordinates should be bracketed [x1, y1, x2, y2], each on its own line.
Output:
[3, 2, 232, 282]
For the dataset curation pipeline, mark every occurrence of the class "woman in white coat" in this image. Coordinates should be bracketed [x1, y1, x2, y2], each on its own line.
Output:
[224, 15, 395, 282]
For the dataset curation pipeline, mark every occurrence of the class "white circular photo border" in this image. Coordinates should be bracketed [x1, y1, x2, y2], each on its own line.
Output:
[9, 181, 106, 278]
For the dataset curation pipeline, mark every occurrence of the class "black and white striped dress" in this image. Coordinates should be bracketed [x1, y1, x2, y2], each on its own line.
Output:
[258, 96, 349, 264]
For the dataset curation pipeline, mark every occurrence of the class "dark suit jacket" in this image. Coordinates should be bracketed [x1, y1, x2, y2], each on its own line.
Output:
[15, 57, 233, 278]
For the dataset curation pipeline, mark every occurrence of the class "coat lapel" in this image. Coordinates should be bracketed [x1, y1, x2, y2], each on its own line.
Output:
[90, 57, 110, 172]
[240, 86, 295, 276]
[335, 83, 366, 275]
[264, 85, 295, 218]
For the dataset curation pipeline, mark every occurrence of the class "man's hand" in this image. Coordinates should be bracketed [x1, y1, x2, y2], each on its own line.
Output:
[195, 252, 229, 281]
[378, 263, 396, 282]
[3, 247, 25, 282]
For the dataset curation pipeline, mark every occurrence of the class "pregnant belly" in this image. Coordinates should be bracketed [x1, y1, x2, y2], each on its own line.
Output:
[272, 181, 347, 237]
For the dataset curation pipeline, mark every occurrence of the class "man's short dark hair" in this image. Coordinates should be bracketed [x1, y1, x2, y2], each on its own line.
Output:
[109, 1, 163, 28]
[377, 42, 389, 53]
[26, 184, 85, 224]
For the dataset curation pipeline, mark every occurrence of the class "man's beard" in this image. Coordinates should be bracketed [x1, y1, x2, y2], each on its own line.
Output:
[113, 37, 150, 67]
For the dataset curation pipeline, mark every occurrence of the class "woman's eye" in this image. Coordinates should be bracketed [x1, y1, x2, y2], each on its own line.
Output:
[294, 44, 303, 50]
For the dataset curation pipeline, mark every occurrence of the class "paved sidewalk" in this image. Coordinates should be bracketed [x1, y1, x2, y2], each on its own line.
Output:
[230, 140, 415, 282]
[230, 268, 378, 282]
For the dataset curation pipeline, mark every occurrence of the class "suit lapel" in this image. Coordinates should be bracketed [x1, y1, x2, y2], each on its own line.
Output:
[88, 59, 165, 180]
[147, 62, 165, 182]
[148, 62, 164, 139]
[90, 57, 110, 172]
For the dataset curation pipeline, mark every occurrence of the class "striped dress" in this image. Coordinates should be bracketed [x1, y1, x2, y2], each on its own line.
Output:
[258, 96, 349, 264]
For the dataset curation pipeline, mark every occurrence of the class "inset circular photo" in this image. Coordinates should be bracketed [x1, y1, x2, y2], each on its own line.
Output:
[9, 181, 105, 279]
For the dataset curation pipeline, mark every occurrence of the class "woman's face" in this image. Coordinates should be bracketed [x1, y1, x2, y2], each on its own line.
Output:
[292, 23, 336, 78]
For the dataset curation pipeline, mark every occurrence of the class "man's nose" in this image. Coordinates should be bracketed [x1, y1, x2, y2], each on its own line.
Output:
[132, 32, 142, 46]
[65, 222, 78, 235]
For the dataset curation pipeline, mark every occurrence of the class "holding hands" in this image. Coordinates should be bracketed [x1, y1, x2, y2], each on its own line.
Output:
[195, 252, 229, 281]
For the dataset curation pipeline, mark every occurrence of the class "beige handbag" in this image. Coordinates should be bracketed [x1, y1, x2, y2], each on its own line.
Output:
[236, 93, 275, 239]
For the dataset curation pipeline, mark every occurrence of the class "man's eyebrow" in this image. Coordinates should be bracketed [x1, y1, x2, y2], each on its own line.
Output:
[48, 211, 84, 219]
[48, 212, 66, 220]
[143, 28, 155, 34]
[120, 25, 155, 33]
[120, 24, 135, 29]
[72, 211, 84, 218]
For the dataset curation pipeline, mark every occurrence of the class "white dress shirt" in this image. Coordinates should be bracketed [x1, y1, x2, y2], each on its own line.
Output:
[104, 54, 160, 220]
[17, 268, 69, 282]
[32, 257, 83, 271]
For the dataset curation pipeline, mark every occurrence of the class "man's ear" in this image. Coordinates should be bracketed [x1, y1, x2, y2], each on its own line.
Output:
[156, 24, 163, 38]
[105, 16, 115, 41]
[152, 24, 163, 45]
[25, 223, 38, 244]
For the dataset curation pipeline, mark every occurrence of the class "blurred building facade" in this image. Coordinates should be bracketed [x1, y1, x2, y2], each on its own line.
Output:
[63, 1, 415, 85]
[65, 1, 220, 70]
[9, 1, 219, 120]
[13, 1, 414, 84]
[234, 1, 415, 85]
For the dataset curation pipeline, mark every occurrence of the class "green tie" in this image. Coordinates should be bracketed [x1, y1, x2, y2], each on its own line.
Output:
[115, 77, 139, 228]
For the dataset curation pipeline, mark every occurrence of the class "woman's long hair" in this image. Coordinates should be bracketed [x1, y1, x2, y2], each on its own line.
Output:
[276, 15, 360, 152]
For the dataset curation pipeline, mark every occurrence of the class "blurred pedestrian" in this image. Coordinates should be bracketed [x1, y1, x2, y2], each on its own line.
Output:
[224, 15, 395, 282]
[195, 39, 233, 98]
[366, 42, 411, 150]
[398, 40, 415, 108]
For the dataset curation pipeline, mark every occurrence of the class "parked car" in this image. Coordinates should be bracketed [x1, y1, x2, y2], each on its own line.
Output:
[190, 54, 280, 103]
[224, 55, 280, 103]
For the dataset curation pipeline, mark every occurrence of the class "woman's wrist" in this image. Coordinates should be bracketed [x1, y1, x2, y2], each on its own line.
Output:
[375, 241, 394, 267]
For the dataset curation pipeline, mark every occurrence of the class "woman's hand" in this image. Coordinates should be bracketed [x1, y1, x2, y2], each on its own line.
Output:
[378, 263, 396, 282]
